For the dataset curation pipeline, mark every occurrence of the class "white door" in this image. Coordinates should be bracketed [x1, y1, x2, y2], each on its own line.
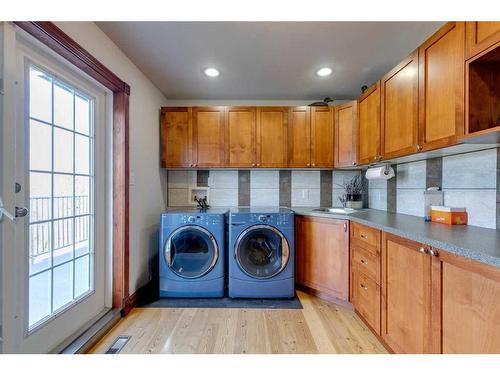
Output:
[1, 23, 111, 353]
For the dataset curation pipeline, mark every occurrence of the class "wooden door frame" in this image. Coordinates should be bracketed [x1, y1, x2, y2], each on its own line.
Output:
[13, 22, 131, 313]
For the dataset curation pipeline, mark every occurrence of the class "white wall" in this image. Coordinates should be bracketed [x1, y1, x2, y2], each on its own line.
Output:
[55, 22, 167, 294]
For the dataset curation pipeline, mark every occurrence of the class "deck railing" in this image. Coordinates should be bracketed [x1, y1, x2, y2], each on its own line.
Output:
[29, 196, 90, 258]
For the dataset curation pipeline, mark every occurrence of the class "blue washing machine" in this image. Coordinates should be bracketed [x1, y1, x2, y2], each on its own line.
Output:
[159, 209, 227, 298]
[228, 208, 295, 298]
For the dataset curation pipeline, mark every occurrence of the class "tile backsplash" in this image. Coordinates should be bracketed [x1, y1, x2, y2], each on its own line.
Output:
[163, 148, 500, 229]
[367, 148, 499, 229]
[165, 169, 361, 208]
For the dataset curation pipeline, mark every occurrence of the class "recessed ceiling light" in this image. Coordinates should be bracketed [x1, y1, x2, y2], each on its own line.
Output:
[316, 67, 333, 77]
[204, 68, 220, 77]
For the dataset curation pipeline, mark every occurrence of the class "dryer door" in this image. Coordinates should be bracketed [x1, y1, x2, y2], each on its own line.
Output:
[164, 225, 219, 279]
[234, 224, 290, 279]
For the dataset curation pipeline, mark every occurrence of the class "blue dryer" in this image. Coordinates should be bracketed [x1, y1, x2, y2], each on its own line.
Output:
[228, 208, 295, 298]
[159, 209, 226, 298]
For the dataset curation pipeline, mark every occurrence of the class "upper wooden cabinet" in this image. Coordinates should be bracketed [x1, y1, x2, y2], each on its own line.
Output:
[256, 107, 288, 168]
[465, 21, 500, 60]
[334, 101, 358, 168]
[310, 106, 334, 168]
[225, 107, 256, 168]
[295, 216, 349, 301]
[192, 107, 226, 168]
[380, 50, 419, 160]
[357, 83, 381, 165]
[381, 233, 440, 354]
[288, 106, 311, 167]
[418, 22, 465, 151]
[160, 107, 192, 168]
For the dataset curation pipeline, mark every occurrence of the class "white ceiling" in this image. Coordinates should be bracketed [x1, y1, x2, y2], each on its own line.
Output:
[97, 22, 443, 100]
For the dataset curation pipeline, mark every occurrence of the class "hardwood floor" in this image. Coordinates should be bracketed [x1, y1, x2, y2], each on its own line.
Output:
[88, 291, 387, 354]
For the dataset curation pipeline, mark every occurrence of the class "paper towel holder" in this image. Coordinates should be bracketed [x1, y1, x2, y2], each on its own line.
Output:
[366, 164, 395, 180]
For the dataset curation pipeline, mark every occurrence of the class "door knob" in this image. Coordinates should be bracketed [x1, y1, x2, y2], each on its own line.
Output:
[0, 197, 28, 223]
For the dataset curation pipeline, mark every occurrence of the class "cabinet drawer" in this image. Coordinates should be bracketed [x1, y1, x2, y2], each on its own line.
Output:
[352, 246, 380, 284]
[351, 222, 381, 254]
[352, 266, 381, 335]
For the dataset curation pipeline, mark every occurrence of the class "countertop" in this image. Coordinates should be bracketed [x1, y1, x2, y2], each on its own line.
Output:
[292, 208, 500, 269]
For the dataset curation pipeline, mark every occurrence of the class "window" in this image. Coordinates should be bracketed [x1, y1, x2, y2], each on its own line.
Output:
[28, 65, 95, 329]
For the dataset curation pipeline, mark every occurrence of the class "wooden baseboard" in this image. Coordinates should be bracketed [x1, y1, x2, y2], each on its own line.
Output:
[296, 284, 353, 310]
[122, 279, 158, 316]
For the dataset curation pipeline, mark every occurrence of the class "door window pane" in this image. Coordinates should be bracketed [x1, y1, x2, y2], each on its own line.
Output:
[75, 134, 90, 175]
[75, 255, 90, 298]
[29, 222, 51, 275]
[75, 215, 90, 257]
[75, 176, 90, 215]
[53, 218, 74, 266]
[29, 270, 51, 327]
[75, 94, 90, 135]
[28, 64, 95, 329]
[53, 262, 74, 311]
[54, 127, 74, 173]
[29, 172, 52, 222]
[29, 67, 52, 123]
[54, 83, 74, 130]
[30, 120, 52, 171]
[54, 174, 73, 219]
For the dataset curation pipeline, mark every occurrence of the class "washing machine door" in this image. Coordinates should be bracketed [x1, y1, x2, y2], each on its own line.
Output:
[234, 224, 290, 279]
[164, 225, 219, 278]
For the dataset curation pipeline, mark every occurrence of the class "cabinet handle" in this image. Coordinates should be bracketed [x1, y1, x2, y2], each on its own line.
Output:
[418, 247, 427, 254]
[252, 163, 256, 167]
[312, 163, 316, 167]
[360, 259, 368, 265]
[352, 161, 357, 166]
[256, 163, 260, 167]
[360, 283, 368, 290]
[428, 248, 439, 257]
[416, 144, 423, 151]
[307, 163, 311, 167]
[360, 234, 368, 239]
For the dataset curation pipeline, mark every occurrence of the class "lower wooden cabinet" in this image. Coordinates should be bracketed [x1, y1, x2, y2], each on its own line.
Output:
[381, 233, 440, 354]
[439, 252, 500, 353]
[295, 216, 349, 301]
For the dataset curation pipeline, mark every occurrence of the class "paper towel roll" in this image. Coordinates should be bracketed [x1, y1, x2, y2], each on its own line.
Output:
[365, 166, 395, 180]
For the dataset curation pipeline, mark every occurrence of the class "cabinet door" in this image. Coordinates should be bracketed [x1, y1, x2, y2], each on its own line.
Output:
[357, 83, 381, 165]
[192, 107, 225, 167]
[160, 107, 192, 168]
[381, 234, 438, 353]
[334, 101, 357, 168]
[288, 106, 311, 167]
[311, 106, 334, 168]
[440, 252, 500, 353]
[296, 216, 349, 300]
[381, 50, 419, 159]
[256, 107, 288, 168]
[225, 107, 256, 168]
[419, 22, 465, 151]
[465, 21, 500, 60]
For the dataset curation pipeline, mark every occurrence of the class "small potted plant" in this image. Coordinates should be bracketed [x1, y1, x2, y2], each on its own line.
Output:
[338, 175, 364, 209]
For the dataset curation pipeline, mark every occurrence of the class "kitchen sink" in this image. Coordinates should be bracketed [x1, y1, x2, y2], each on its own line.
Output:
[312, 207, 356, 214]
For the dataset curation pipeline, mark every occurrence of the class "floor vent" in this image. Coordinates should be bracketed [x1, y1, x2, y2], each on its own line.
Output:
[105, 335, 131, 354]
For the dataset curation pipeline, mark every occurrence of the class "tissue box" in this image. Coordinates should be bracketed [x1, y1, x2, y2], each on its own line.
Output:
[430, 206, 468, 225]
